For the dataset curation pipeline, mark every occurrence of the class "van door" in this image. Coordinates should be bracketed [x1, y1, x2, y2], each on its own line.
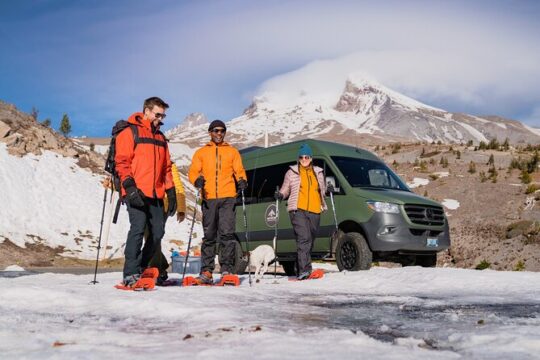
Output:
[236, 162, 298, 255]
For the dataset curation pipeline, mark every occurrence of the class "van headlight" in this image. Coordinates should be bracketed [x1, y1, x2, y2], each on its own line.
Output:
[367, 201, 400, 214]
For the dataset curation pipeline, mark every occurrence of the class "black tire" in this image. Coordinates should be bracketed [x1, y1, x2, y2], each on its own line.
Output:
[336, 232, 372, 271]
[415, 254, 437, 267]
[281, 260, 297, 277]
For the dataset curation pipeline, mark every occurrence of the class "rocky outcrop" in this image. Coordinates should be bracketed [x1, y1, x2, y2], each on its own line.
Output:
[0, 100, 105, 174]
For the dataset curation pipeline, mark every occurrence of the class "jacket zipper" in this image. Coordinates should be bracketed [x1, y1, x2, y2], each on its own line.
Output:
[215, 146, 219, 199]
[307, 167, 311, 211]
[152, 127, 157, 199]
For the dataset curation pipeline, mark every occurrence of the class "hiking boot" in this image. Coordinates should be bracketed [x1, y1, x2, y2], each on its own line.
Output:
[123, 274, 140, 287]
[156, 272, 168, 286]
[297, 271, 311, 281]
[193, 271, 213, 285]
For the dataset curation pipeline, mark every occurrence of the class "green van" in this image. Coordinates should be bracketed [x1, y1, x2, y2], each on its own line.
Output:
[231, 139, 450, 275]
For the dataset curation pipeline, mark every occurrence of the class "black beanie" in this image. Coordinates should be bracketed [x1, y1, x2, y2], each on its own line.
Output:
[208, 119, 227, 132]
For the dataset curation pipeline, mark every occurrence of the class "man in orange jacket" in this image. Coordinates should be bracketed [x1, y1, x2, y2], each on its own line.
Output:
[115, 97, 176, 287]
[188, 120, 247, 284]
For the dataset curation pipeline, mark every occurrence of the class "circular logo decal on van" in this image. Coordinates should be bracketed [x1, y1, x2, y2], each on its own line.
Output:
[265, 204, 278, 227]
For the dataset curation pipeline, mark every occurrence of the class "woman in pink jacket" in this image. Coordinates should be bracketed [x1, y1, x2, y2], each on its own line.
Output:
[275, 143, 327, 280]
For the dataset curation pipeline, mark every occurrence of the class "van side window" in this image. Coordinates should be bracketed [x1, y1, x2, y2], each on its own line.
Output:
[246, 162, 296, 204]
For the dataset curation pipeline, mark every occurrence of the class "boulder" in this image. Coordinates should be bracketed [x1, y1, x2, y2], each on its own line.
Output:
[0, 120, 10, 138]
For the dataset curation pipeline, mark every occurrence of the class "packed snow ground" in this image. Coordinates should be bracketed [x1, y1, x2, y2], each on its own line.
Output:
[1, 265, 539, 359]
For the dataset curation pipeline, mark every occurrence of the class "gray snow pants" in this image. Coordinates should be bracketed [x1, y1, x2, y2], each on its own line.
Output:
[289, 209, 320, 275]
[123, 198, 165, 278]
[201, 197, 237, 274]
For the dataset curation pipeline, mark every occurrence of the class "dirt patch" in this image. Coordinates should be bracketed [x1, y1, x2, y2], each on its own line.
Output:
[0, 238, 124, 269]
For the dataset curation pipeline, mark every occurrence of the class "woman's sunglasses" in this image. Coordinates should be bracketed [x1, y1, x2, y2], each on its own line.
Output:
[211, 128, 226, 134]
[298, 155, 312, 160]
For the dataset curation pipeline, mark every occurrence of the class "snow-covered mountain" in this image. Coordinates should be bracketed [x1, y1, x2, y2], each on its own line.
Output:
[167, 73, 540, 147]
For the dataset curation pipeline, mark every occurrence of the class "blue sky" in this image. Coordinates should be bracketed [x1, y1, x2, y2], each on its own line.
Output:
[1, 0, 539, 136]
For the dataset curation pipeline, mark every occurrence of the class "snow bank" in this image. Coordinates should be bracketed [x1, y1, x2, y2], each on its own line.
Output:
[407, 177, 429, 189]
[442, 199, 460, 210]
[2, 265, 25, 271]
[0, 143, 202, 260]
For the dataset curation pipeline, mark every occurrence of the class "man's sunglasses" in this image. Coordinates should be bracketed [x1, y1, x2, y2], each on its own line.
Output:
[211, 128, 226, 134]
[298, 155, 312, 160]
[152, 110, 166, 119]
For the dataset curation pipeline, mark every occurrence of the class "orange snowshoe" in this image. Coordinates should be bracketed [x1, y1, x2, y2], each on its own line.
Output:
[115, 267, 159, 291]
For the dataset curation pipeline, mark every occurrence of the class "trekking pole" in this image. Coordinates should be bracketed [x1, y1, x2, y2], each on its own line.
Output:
[241, 189, 252, 286]
[182, 189, 200, 285]
[328, 182, 339, 258]
[90, 186, 108, 284]
[273, 186, 279, 278]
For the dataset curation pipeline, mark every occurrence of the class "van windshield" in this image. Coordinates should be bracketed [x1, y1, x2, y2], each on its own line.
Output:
[331, 156, 409, 191]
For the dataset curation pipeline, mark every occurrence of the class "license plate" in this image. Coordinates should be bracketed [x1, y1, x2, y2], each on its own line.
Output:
[426, 238, 438, 247]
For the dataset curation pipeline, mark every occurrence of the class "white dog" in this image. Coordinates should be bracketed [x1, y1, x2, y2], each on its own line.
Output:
[249, 245, 276, 282]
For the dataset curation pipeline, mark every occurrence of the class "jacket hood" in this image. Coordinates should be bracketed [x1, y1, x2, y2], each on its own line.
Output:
[128, 112, 163, 131]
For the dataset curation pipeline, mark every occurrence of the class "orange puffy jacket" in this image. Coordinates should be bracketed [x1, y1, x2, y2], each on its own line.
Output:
[188, 141, 246, 200]
[115, 112, 174, 199]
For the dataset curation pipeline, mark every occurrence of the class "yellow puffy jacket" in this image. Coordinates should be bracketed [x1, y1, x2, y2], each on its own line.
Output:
[164, 163, 186, 216]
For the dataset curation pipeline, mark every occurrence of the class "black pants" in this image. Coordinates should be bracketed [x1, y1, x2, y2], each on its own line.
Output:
[201, 197, 236, 274]
[146, 217, 169, 278]
[289, 209, 320, 275]
[123, 198, 165, 278]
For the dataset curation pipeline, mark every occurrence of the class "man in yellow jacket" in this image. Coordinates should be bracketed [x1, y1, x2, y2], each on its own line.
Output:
[188, 120, 247, 285]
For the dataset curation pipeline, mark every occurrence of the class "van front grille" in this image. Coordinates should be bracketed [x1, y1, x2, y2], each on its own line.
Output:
[404, 204, 445, 226]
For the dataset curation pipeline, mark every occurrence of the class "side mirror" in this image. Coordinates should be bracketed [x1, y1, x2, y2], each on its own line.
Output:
[325, 176, 339, 194]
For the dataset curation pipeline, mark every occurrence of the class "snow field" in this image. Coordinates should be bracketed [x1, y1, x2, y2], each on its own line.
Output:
[1, 267, 539, 359]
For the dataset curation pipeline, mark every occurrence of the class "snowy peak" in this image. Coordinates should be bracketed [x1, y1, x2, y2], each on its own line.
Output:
[336, 76, 441, 114]
[182, 112, 208, 128]
[168, 72, 540, 147]
[166, 112, 209, 140]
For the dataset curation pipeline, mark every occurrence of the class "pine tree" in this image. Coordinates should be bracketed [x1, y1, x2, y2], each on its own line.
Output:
[41, 118, 51, 127]
[502, 138, 510, 151]
[31, 107, 39, 120]
[468, 161, 476, 174]
[520, 169, 532, 184]
[487, 154, 495, 166]
[59, 114, 71, 136]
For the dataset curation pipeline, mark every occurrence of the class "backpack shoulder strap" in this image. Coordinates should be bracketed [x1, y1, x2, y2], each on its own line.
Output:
[128, 123, 139, 148]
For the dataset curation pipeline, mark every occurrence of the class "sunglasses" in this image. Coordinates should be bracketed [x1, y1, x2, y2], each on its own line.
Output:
[151, 110, 166, 119]
[211, 128, 226, 134]
[298, 155, 312, 160]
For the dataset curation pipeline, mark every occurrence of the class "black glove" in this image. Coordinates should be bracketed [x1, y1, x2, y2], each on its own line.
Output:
[274, 190, 283, 201]
[194, 176, 205, 190]
[166, 187, 177, 217]
[237, 179, 248, 191]
[122, 178, 145, 208]
[327, 182, 335, 193]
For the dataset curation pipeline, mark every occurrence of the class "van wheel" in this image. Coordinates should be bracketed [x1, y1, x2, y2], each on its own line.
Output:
[227, 241, 247, 274]
[416, 254, 437, 267]
[336, 232, 372, 271]
[281, 261, 297, 276]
